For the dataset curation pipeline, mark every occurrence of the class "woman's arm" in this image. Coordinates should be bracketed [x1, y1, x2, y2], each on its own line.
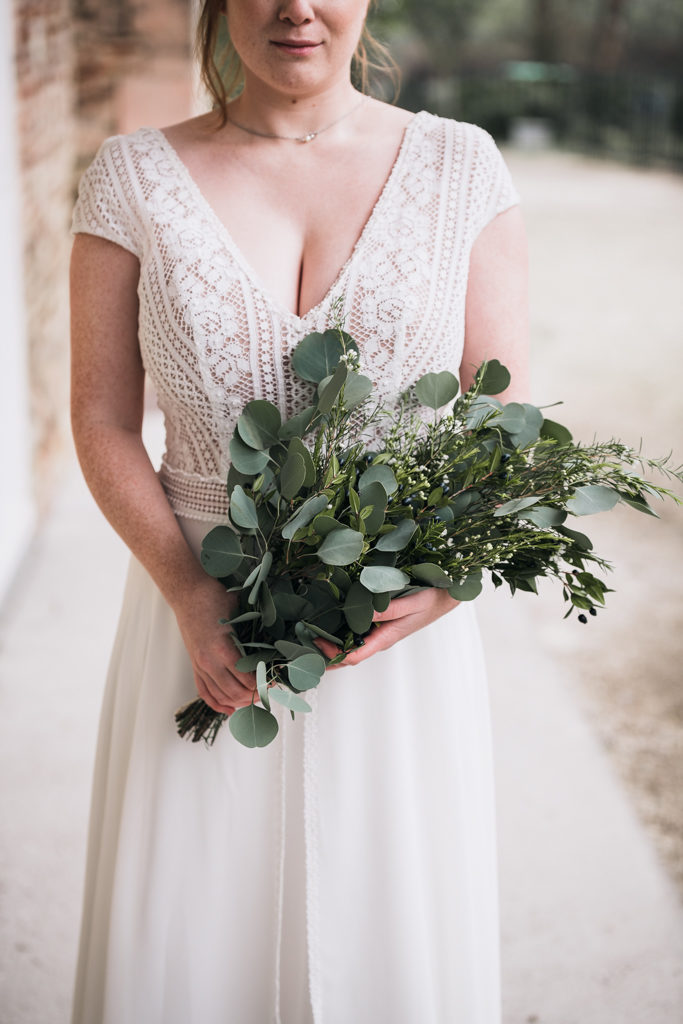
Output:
[316, 205, 530, 666]
[70, 234, 255, 713]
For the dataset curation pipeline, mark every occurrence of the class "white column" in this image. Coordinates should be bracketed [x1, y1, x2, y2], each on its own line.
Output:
[0, 3, 35, 597]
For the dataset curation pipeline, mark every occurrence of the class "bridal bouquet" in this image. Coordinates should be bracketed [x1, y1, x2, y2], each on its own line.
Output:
[175, 326, 682, 749]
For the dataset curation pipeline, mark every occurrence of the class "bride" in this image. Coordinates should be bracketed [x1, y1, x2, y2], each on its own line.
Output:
[70, 2, 528, 1021]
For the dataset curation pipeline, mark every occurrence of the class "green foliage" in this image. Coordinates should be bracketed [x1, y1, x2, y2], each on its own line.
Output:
[175, 323, 683, 750]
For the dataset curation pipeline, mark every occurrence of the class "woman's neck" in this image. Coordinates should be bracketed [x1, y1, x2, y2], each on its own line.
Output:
[228, 76, 362, 140]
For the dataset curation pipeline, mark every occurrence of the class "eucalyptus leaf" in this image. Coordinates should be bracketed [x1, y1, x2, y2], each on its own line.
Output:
[342, 372, 373, 408]
[300, 621, 343, 645]
[279, 406, 317, 440]
[230, 485, 260, 530]
[494, 496, 541, 517]
[287, 436, 316, 486]
[491, 403, 526, 436]
[619, 495, 659, 517]
[374, 518, 417, 552]
[358, 464, 398, 496]
[200, 526, 244, 577]
[311, 513, 343, 537]
[228, 705, 279, 748]
[476, 359, 511, 395]
[521, 506, 567, 528]
[415, 370, 459, 409]
[409, 562, 453, 587]
[287, 653, 326, 692]
[247, 550, 273, 605]
[274, 640, 316, 659]
[317, 362, 348, 414]
[566, 484, 619, 516]
[292, 330, 352, 383]
[372, 592, 392, 613]
[464, 394, 503, 429]
[281, 451, 307, 501]
[272, 592, 312, 621]
[360, 481, 387, 534]
[448, 574, 483, 601]
[541, 418, 573, 445]
[256, 661, 270, 711]
[237, 400, 282, 450]
[229, 435, 270, 475]
[360, 565, 410, 593]
[343, 581, 375, 633]
[558, 525, 594, 551]
[269, 689, 312, 713]
[282, 494, 329, 540]
[317, 528, 364, 566]
[260, 583, 277, 628]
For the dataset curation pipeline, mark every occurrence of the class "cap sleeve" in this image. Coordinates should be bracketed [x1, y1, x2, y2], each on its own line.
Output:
[71, 136, 143, 258]
[468, 125, 520, 238]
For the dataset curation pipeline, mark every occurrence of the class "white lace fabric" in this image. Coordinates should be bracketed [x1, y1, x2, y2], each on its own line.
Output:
[72, 111, 519, 521]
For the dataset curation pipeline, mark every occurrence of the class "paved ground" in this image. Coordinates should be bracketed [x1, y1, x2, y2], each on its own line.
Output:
[1, 148, 682, 1023]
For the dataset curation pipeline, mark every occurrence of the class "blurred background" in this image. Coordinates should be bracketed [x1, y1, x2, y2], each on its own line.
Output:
[1, 1, 682, 1022]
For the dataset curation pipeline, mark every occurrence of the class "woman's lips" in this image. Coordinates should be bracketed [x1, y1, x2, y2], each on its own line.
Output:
[271, 40, 322, 55]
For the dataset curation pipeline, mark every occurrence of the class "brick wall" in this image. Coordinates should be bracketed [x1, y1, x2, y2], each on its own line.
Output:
[14, 0, 75, 511]
[11, 0, 193, 514]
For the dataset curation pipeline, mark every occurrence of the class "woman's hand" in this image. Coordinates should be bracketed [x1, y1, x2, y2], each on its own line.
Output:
[315, 588, 459, 668]
[172, 578, 257, 715]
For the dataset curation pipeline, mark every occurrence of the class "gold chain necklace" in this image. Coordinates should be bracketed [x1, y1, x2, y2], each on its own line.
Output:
[227, 95, 366, 144]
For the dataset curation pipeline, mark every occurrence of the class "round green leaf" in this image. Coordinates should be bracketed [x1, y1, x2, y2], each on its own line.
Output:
[287, 436, 316, 486]
[311, 513, 343, 537]
[541, 417, 573, 445]
[229, 485, 259, 530]
[358, 464, 398, 496]
[409, 563, 453, 588]
[281, 451, 307, 501]
[493, 496, 541, 518]
[491, 403, 526, 435]
[375, 518, 417, 552]
[521, 506, 567, 528]
[278, 406, 317, 440]
[509, 404, 544, 449]
[282, 494, 330, 540]
[236, 400, 282, 450]
[317, 528, 364, 566]
[343, 581, 375, 634]
[360, 481, 387, 535]
[200, 526, 244, 577]
[274, 640, 316, 659]
[342, 372, 373, 408]
[287, 653, 326, 692]
[256, 661, 270, 711]
[269, 689, 312, 713]
[229, 435, 270, 475]
[414, 370, 459, 409]
[476, 359, 511, 395]
[317, 362, 348, 414]
[566, 484, 619, 516]
[448, 574, 483, 601]
[291, 330, 351, 383]
[360, 565, 410, 593]
[228, 705, 279, 748]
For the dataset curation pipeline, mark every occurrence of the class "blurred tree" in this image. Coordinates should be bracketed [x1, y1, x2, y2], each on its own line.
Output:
[531, 0, 558, 62]
[589, 0, 629, 71]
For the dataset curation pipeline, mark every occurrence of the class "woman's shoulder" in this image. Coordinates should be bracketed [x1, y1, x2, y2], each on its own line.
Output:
[412, 110, 504, 151]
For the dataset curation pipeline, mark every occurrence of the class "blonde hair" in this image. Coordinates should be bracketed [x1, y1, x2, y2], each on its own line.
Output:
[195, 2, 400, 125]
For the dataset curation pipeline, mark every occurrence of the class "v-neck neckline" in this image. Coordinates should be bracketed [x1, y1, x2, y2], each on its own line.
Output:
[150, 112, 425, 324]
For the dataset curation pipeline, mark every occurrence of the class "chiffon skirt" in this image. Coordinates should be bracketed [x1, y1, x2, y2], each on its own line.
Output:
[71, 516, 501, 1024]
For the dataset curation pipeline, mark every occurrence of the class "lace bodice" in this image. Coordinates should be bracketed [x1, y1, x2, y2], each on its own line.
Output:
[72, 111, 519, 521]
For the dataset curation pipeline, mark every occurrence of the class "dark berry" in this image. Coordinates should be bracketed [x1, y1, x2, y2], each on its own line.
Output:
[578, 613, 588, 624]
[589, 607, 597, 617]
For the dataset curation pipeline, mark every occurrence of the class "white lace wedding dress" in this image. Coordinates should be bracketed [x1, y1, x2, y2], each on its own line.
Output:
[71, 111, 519, 1024]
